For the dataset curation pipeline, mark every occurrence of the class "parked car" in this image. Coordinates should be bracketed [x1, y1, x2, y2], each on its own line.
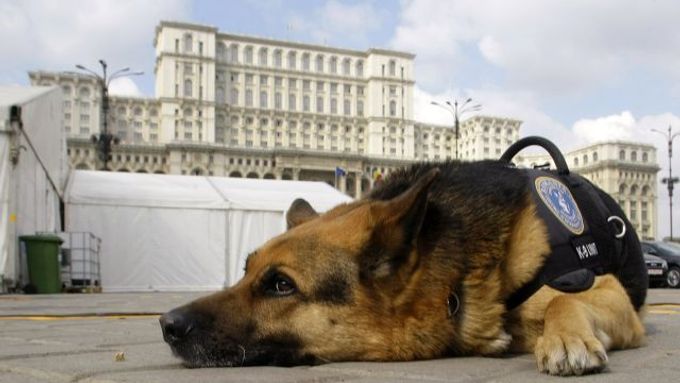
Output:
[641, 241, 680, 288]
[643, 253, 668, 287]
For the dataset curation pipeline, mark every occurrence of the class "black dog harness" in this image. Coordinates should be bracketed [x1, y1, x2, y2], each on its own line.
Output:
[500, 137, 628, 310]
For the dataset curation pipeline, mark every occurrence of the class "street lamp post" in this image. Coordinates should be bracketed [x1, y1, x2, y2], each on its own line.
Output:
[652, 125, 680, 241]
[431, 98, 481, 160]
[75, 60, 143, 170]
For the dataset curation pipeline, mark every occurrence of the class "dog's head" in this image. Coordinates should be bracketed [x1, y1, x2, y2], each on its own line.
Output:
[160, 169, 449, 367]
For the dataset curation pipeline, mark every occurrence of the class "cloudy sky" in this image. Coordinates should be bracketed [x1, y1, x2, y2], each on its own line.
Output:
[2, 0, 680, 238]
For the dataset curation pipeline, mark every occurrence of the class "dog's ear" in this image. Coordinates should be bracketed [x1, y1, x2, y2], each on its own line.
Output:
[286, 198, 319, 229]
[361, 168, 440, 281]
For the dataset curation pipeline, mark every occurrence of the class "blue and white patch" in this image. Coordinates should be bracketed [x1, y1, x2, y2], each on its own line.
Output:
[535, 176, 585, 235]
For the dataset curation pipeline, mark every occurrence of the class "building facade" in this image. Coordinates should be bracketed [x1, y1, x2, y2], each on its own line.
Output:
[30, 21, 521, 197]
[28, 20, 660, 238]
[516, 141, 659, 239]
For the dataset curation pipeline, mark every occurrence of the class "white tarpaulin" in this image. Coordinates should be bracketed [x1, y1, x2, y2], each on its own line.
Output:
[65, 171, 352, 292]
[0, 86, 66, 288]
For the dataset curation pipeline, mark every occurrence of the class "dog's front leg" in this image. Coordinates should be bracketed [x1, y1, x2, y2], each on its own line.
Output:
[534, 275, 645, 376]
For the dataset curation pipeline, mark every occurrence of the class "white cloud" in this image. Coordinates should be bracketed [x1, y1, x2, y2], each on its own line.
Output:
[108, 77, 142, 97]
[288, 1, 385, 47]
[391, 0, 680, 94]
[0, 0, 189, 94]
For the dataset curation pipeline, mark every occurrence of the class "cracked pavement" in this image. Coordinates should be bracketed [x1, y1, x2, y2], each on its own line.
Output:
[1, 290, 679, 382]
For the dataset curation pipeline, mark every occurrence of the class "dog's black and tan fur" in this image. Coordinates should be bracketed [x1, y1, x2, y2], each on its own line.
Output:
[160, 160, 647, 376]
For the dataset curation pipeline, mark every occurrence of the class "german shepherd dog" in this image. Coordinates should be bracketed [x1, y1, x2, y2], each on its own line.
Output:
[160, 154, 647, 376]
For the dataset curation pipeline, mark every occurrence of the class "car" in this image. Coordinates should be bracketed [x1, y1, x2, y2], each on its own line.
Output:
[641, 241, 680, 288]
[643, 253, 668, 287]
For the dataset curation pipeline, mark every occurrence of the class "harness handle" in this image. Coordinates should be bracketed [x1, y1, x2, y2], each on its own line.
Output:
[500, 136, 570, 176]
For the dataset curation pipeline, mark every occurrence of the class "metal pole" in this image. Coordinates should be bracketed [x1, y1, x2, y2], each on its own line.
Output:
[668, 126, 674, 241]
[454, 101, 459, 160]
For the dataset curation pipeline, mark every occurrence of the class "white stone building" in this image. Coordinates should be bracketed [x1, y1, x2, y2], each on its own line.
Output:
[28, 20, 660, 238]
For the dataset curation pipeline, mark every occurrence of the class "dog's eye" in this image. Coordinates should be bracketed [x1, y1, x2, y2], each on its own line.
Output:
[264, 274, 296, 297]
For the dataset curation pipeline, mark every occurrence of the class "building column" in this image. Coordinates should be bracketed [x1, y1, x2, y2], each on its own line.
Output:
[354, 173, 362, 198]
[293, 169, 300, 181]
[339, 175, 347, 193]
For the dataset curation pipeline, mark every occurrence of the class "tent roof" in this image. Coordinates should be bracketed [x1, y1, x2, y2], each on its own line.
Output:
[66, 170, 352, 212]
[0, 86, 57, 108]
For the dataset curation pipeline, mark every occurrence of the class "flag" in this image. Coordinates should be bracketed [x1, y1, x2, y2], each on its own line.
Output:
[335, 167, 346, 177]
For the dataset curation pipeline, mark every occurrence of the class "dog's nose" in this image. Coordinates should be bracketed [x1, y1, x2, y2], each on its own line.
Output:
[159, 308, 194, 343]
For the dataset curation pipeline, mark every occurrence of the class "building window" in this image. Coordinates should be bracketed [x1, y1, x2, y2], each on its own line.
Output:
[245, 46, 253, 64]
[302, 53, 310, 71]
[245, 89, 253, 107]
[229, 43, 239, 62]
[582, 154, 588, 165]
[619, 150, 626, 161]
[389, 100, 396, 116]
[642, 152, 648, 162]
[316, 96, 324, 113]
[288, 51, 297, 69]
[230, 88, 239, 104]
[315, 54, 324, 72]
[356, 61, 364, 77]
[330, 57, 337, 73]
[593, 152, 598, 162]
[272, 49, 282, 67]
[303, 95, 310, 112]
[184, 79, 192, 97]
[574, 157, 579, 166]
[331, 98, 337, 114]
[260, 91, 268, 108]
[316, 81, 324, 92]
[389, 60, 396, 76]
[183, 34, 193, 53]
[631, 151, 637, 161]
[259, 48, 268, 66]
[79, 87, 91, 98]
[275, 92, 282, 109]
[357, 100, 364, 116]
[216, 42, 226, 60]
[342, 58, 351, 75]
[288, 94, 296, 111]
[343, 99, 351, 115]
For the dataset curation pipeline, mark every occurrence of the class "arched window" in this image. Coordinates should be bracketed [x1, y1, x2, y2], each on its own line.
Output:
[315, 54, 324, 72]
[62, 85, 72, 96]
[79, 87, 91, 98]
[619, 184, 627, 195]
[288, 51, 297, 69]
[259, 47, 268, 66]
[229, 43, 239, 62]
[117, 106, 126, 115]
[216, 42, 226, 60]
[642, 152, 648, 162]
[631, 151, 637, 161]
[302, 53, 310, 71]
[593, 151, 598, 162]
[244, 46, 253, 64]
[183, 108, 193, 118]
[342, 58, 351, 75]
[183, 33, 193, 52]
[630, 184, 639, 196]
[574, 157, 579, 166]
[583, 154, 588, 164]
[356, 60, 364, 77]
[274, 49, 282, 68]
[133, 107, 143, 116]
[389, 100, 396, 116]
[389, 60, 396, 76]
[642, 185, 650, 197]
[184, 79, 193, 97]
[619, 150, 626, 160]
[329, 56, 337, 73]
[230, 88, 239, 104]
[149, 108, 158, 117]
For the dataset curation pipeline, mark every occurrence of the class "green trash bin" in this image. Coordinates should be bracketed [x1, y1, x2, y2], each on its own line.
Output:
[19, 234, 64, 294]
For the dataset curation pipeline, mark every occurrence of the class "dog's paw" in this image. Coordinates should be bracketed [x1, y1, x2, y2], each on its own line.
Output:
[534, 333, 608, 376]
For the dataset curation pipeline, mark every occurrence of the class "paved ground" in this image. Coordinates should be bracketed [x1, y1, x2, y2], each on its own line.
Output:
[0, 289, 679, 382]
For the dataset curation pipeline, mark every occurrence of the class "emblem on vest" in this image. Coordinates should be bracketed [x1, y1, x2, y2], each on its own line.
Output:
[535, 176, 585, 235]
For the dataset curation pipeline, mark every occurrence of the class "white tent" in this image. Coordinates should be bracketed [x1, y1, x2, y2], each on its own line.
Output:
[65, 170, 352, 292]
[0, 86, 66, 289]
